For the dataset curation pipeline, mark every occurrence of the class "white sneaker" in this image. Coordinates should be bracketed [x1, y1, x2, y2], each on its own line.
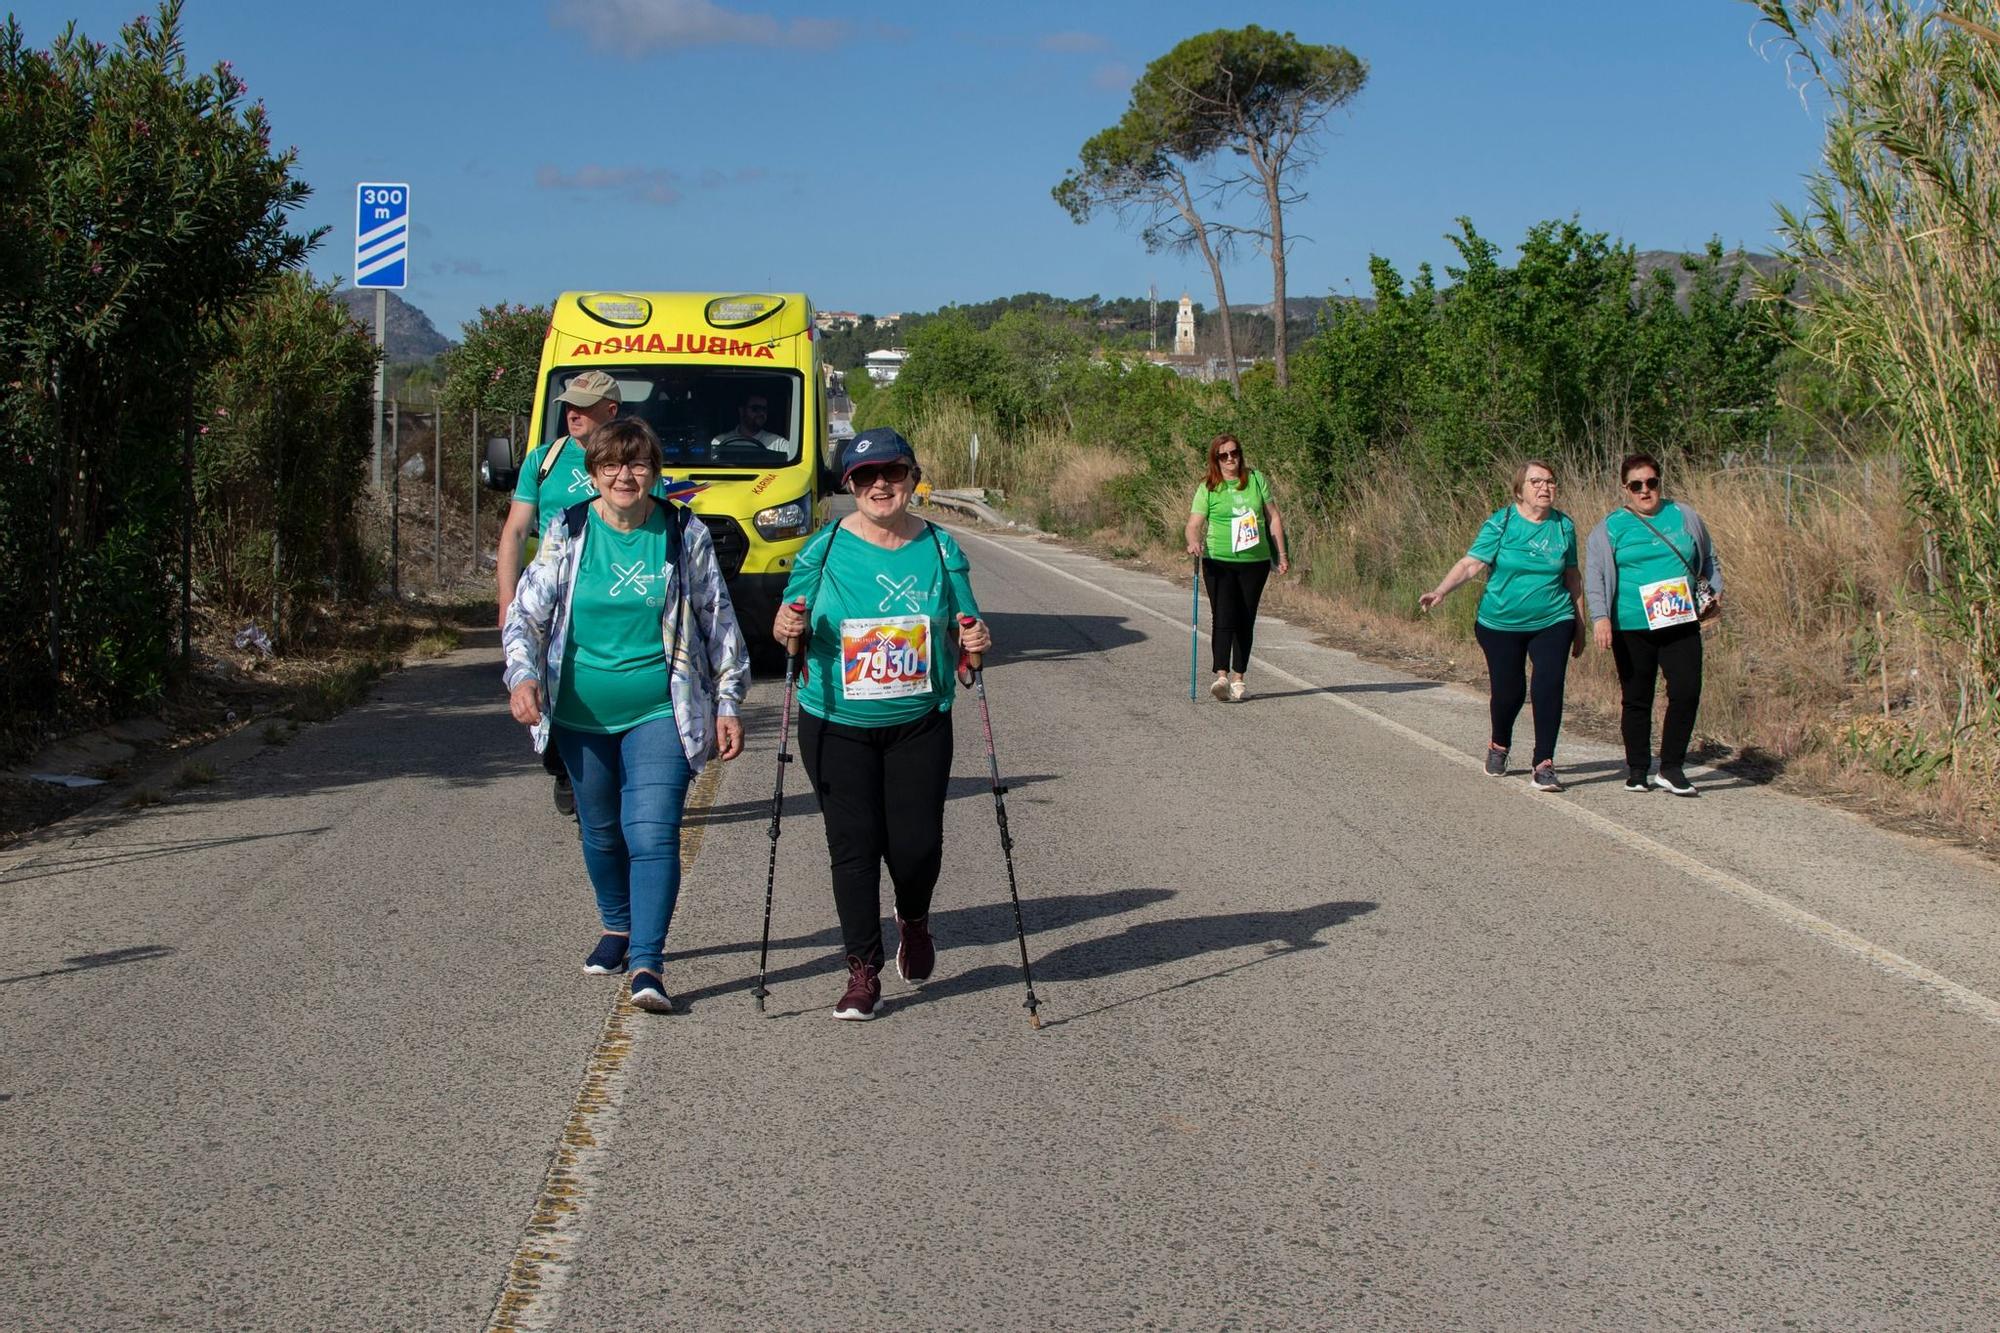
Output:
[1228, 679, 1246, 702]
[1209, 676, 1230, 701]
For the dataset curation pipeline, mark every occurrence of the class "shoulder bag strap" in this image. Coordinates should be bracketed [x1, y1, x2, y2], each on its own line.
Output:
[1627, 503, 1702, 585]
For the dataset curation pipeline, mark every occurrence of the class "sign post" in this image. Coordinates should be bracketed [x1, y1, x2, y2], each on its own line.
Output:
[354, 182, 410, 487]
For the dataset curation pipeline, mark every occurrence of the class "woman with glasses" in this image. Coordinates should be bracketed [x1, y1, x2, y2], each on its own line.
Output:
[1184, 433, 1289, 701]
[1584, 452, 1724, 796]
[503, 418, 750, 1013]
[1418, 460, 1586, 791]
[771, 427, 991, 1021]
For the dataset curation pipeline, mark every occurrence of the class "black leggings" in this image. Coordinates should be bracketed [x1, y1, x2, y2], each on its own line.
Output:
[800, 706, 954, 968]
[1473, 620, 1574, 765]
[1202, 557, 1271, 674]
[1610, 623, 1704, 772]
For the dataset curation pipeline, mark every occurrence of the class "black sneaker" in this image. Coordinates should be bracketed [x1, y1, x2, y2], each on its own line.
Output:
[583, 933, 629, 975]
[1531, 762, 1562, 793]
[1484, 746, 1507, 777]
[553, 773, 576, 817]
[1653, 768, 1698, 797]
[895, 914, 935, 985]
[629, 970, 673, 1013]
[1624, 768, 1651, 793]
[833, 956, 881, 1020]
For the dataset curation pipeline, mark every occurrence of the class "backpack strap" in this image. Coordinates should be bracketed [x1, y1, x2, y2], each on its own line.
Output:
[537, 436, 571, 486]
[561, 500, 589, 539]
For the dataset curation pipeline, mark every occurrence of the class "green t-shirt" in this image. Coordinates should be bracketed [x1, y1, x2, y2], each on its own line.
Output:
[514, 437, 599, 537]
[1468, 506, 1578, 632]
[781, 520, 982, 728]
[513, 436, 672, 537]
[553, 506, 675, 734]
[1191, 471, 1273, 562]
[1606, 503, 1699, 632]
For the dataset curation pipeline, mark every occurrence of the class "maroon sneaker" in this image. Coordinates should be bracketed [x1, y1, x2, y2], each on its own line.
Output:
[832, 956, 881, 1020]
[895, 913, 935, 984]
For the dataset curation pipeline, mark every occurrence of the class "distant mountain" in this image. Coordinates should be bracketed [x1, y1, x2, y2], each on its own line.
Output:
[1632, 249, 1790, 305]
[330, 288, 454, 363]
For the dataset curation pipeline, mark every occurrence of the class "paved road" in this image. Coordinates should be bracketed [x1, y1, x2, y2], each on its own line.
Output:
[6, 521, 2000, 1330]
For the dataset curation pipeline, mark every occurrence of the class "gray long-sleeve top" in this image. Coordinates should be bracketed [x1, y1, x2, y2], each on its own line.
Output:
[1583, 501, 1722, 623]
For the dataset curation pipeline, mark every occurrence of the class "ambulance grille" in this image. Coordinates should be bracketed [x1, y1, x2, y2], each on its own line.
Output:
[698, 515, 750, 578]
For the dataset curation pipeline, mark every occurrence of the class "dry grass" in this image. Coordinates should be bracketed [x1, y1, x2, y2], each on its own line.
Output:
[1009, 446, 2000, 854]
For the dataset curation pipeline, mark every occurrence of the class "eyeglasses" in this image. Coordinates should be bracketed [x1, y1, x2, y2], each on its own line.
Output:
[1525, 477, 1557, 487]
[849, 463, 912, 488]
[595, 460, 654, 478]
[1216, 450, 1242, 461]
[1624, 477, 1661, 493]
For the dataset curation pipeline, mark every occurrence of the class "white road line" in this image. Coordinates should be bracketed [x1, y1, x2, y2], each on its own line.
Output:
[953, 525, 2000, 1031]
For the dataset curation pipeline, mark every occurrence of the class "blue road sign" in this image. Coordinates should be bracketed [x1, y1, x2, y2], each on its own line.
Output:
[355, 182, 410, 290]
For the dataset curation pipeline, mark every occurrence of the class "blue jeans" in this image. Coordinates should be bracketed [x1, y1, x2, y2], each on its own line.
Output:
[553, 717, 691, 976]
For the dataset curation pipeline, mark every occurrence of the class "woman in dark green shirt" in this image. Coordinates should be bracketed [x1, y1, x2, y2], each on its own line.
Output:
[1419, 460, 1586, 791]
[772, 428, 990, 1021]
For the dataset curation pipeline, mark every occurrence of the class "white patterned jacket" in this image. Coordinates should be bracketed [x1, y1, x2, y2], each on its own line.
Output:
[502, 500, 750, 771]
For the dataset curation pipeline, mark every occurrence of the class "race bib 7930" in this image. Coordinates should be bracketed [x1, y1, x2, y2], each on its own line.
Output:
[840, 615, 934, 700]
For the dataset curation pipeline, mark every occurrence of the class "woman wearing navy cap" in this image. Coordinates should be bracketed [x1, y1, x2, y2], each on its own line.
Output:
[772, 427, 990, 1020]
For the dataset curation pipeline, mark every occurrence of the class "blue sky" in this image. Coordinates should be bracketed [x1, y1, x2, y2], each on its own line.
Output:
[31, 1, 1828, 339]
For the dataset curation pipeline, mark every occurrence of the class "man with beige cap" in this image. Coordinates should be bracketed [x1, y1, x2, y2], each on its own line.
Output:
[497, 368, 624, 816]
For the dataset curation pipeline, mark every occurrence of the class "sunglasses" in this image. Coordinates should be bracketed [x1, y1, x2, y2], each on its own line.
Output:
[849, 462, 912, 488]
[1216, 450, 1242, 461]
[1625, 477, 1661, 493]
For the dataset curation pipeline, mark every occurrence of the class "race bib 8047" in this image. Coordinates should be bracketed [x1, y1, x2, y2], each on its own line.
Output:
[1638, 576, 1699, 630]
[840, 615, 934, 700]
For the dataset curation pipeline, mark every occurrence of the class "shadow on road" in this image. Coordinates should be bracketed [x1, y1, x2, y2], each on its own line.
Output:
[0, 944, 177, 986]
[980, 611, 1147, 664]
[1248, 681, 1443, 702]
[666, 885, 1177, 1012]
[0, 827, 332, 886]
[924, 897, 1379, 1025]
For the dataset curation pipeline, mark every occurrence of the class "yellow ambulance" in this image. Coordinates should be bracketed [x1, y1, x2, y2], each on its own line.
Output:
[526, 291, 832, 657]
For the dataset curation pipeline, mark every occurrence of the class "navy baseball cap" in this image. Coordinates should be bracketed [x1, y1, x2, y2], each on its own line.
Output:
[839, 427, 919, 484]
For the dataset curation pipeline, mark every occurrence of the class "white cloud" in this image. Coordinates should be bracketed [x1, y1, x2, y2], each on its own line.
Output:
[534, 163, 682, 206]
[551, 0, 851, 53]
[1039, 30, 1110, 54]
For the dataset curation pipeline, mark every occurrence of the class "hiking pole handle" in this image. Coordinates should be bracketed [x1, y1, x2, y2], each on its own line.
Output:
[958, 614, 983, 674]
[780, 598, 807, 658]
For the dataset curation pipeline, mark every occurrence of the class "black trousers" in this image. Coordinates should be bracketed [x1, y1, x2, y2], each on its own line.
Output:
[1473, 620, 1575, 765]
[800, 706, 954, 969]
[1610, 623, 1704, 772]
[1202, 557, 1271, 674]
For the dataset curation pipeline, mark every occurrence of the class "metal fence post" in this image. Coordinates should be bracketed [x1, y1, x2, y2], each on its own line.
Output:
[391, 397, 401, 600]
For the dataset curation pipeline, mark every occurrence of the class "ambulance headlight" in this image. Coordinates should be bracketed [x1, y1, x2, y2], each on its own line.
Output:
[753, 498, 809, 540]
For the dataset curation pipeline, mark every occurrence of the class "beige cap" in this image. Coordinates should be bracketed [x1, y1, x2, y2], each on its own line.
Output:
[553, 369, 622, 408]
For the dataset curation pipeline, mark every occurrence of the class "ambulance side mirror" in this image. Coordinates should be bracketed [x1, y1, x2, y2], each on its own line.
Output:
[480, 437, 518, 491]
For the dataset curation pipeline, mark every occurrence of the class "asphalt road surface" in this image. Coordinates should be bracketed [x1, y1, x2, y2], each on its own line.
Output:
[6, 519, 2000, 1331]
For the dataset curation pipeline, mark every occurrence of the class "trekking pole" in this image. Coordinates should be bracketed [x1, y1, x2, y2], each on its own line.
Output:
[958, 615, 1043, 1029]
[752, 600, 805, 1013]
[1189, 555, 1200, 702]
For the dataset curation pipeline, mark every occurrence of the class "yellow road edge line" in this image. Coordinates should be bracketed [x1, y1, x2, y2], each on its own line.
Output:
[950, 524, 2000, 1033]
[483, 758, 727, 1332]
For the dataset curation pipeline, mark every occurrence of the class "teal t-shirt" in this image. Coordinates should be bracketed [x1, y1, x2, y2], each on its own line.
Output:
[1191, 471, 1273, 562]
[514, 437, 599, 536]
[1468, 506, 1578, 632]
[514, 436, 673, 537]
[781, 520, 982, 728]
[1606, 503, 1699, 632]
[552, 506, 675, 734]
